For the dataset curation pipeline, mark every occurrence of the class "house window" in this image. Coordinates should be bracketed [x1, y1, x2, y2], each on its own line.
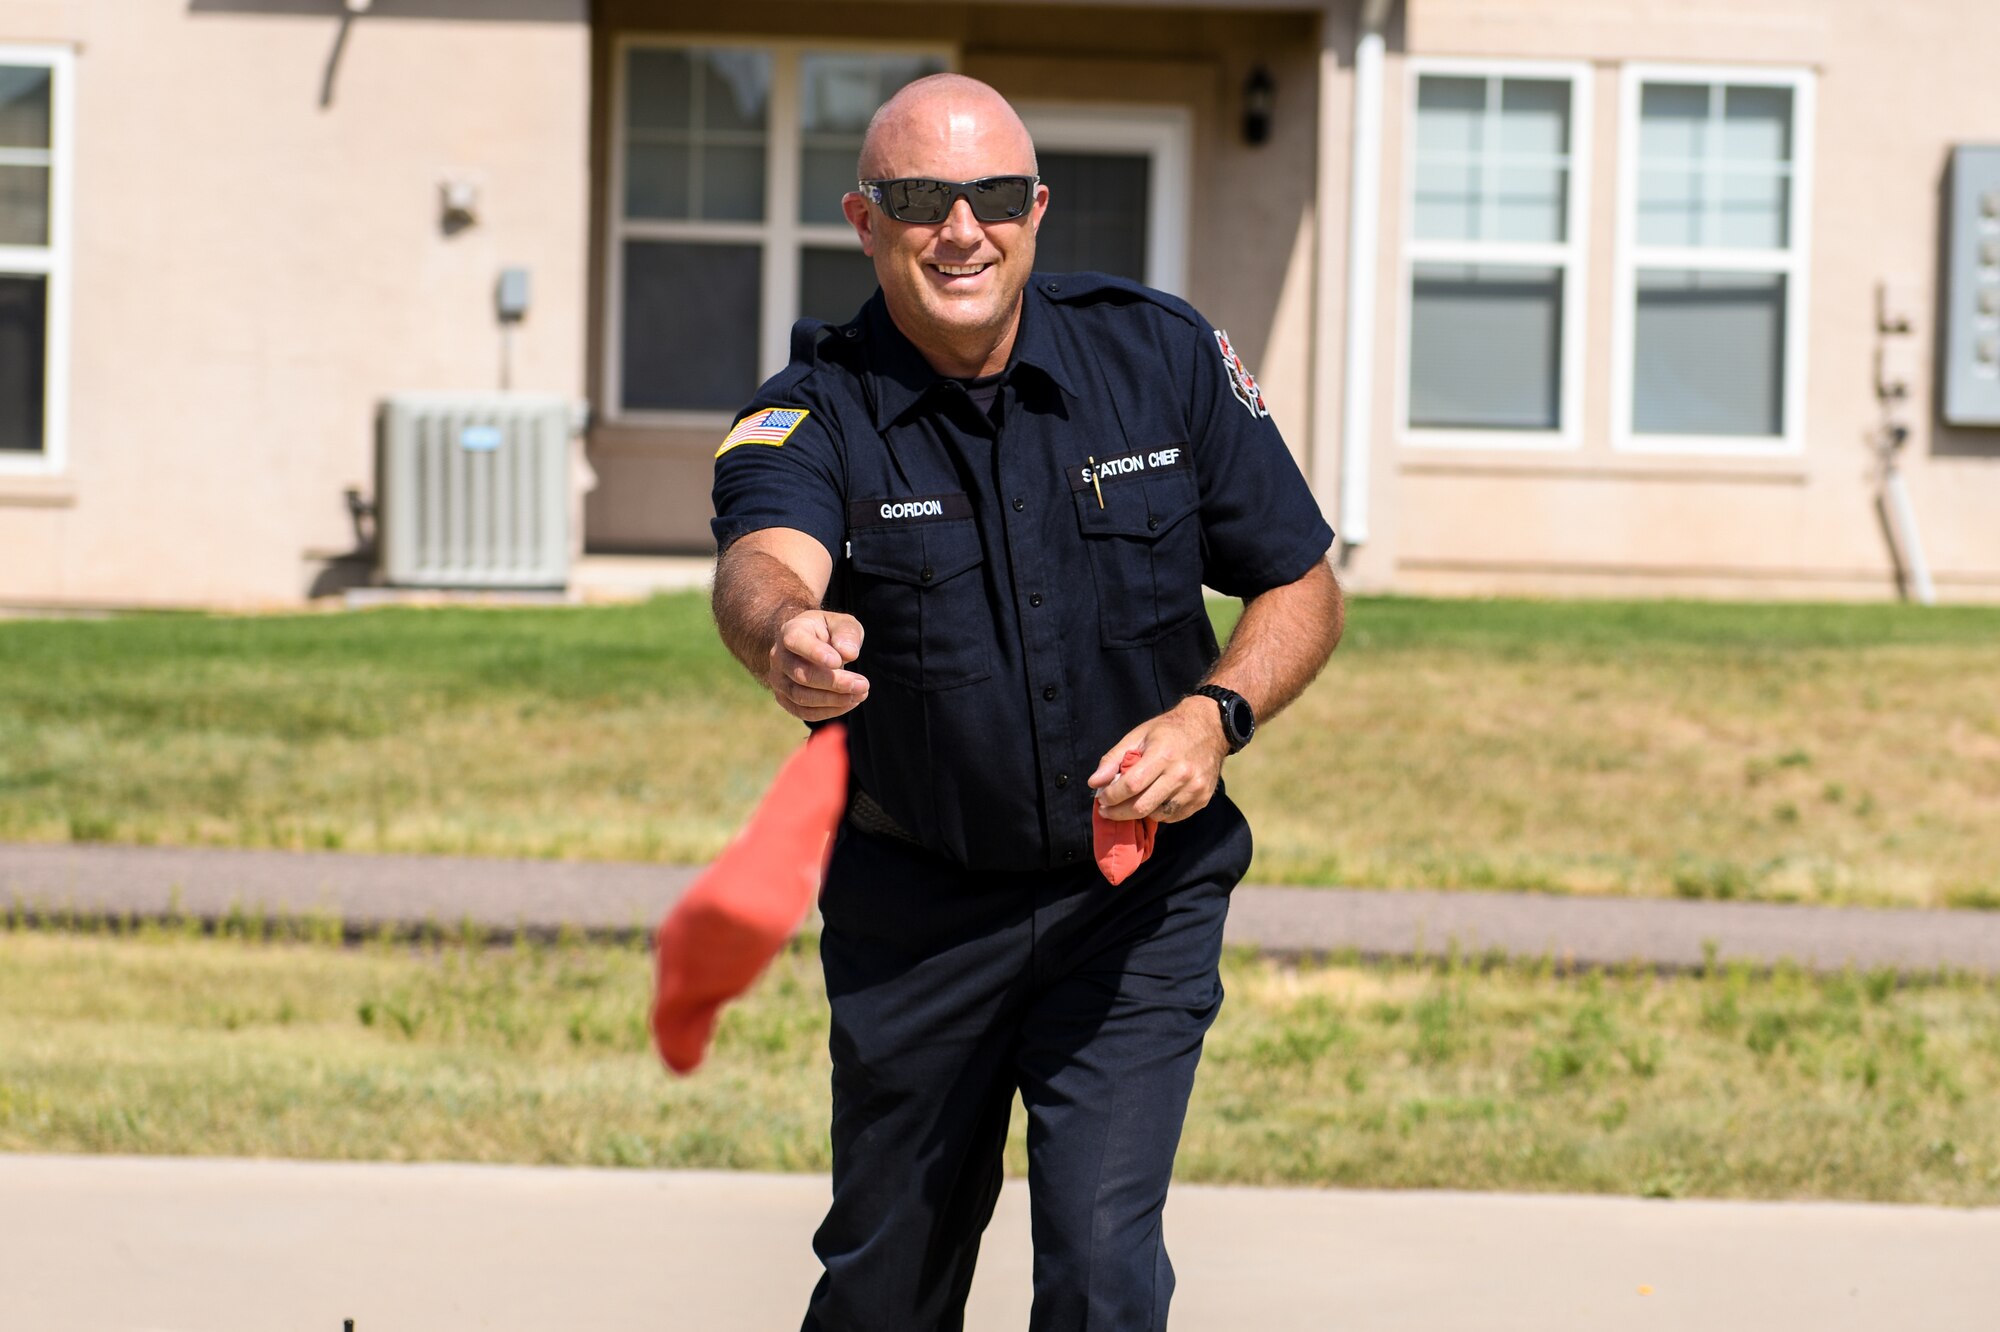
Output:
[0, 47, 70, 473]
[1614, 66, 1814, 452]
[1401, 62, 1591, 447]
[607, 39, 948, 421]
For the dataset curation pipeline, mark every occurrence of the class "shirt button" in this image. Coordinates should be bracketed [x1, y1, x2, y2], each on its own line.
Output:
[1055, 772, 1070, 788]
[919, 566, 934, 582]
[1043, 685, 1059, 701]
[1029, 593, 1043, 607]
[1147, 515, 1160, 531]
[1064, 849, 1078, 862]
[1012, 497, 1026, 512]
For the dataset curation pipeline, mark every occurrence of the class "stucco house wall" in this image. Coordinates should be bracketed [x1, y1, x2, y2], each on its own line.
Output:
[0, 0, 589, 608]
[1, 0, 1996, 608]
[1358, 0, 2000, 600]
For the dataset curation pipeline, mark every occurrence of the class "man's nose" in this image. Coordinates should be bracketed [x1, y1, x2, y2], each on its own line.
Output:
[938, 196, 984, 249]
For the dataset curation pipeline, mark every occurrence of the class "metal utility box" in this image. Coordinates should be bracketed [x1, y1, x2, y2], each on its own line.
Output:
[376, 393, 579, 588]
[1942, 144, 2000, 427]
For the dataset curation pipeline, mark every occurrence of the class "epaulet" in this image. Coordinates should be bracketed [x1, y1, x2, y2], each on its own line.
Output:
[788, 314, 871, 372]
[1035, 271, 1201, 328]
[787, 316, 839, 364]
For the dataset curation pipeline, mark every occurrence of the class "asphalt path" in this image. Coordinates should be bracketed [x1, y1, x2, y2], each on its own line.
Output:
[7, 848, 1999, 1328]
[3, 1156, 1996, 1331]
[5, 840, 2000, 974]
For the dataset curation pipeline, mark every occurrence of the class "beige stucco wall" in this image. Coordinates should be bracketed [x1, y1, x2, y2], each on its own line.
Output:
[586, 0, 1326, 553]
[0, 0, 590, 609]
[10, 0, 1992, 605]
[1341, 0, 2000, 601]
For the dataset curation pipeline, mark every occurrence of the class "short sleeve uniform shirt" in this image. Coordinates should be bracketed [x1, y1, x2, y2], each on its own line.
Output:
[713, 273, 1334, 873]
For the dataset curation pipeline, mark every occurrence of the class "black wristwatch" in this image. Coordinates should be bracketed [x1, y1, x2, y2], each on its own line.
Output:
[1192, 684, 1255, 754]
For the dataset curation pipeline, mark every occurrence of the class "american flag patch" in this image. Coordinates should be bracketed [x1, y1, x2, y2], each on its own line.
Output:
[715, 407, 812, 458]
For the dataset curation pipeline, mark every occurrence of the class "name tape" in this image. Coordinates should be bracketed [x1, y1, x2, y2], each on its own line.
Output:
[1068, 446, 1187, 494]
[847, 492, 975, 528]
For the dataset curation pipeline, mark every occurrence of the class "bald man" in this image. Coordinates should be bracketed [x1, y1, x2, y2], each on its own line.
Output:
[709, 74, 1342, 1330]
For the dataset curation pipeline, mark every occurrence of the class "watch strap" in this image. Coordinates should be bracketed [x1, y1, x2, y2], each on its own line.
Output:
[1192, 684, 1253, 754]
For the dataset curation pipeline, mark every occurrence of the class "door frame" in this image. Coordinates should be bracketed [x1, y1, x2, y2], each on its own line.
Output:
[1016, 102, 1192, 296]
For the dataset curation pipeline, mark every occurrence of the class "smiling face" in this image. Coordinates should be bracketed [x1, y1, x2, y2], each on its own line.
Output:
[841, 76, 1050, 379]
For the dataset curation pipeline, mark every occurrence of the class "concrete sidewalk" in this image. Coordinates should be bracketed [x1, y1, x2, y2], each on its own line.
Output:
[2, 1155, 1994, 1331]
[7, 840, 2000, 974]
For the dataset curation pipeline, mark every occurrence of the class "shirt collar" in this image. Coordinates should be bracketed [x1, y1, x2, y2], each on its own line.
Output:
[861, 281, 1079, 430]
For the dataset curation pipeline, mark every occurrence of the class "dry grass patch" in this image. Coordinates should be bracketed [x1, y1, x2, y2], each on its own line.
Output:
[1232, 605, 2000, 908]
[2, 924, 1995, 1205]
[2, 594, 1997, 907]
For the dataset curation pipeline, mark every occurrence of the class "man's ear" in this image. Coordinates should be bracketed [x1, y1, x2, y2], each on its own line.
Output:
[840, 192, 876, 257]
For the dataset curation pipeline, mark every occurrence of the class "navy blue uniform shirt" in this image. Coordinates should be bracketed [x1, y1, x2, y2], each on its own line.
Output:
[712, 273, 1334, 873]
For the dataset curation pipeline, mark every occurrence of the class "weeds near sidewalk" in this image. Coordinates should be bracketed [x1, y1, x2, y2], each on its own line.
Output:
[1, 918, 1995, 1204]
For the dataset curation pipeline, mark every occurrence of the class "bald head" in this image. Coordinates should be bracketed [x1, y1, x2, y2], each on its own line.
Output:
[857, 73, 1037, 181]
[840, 73, 1049, 379]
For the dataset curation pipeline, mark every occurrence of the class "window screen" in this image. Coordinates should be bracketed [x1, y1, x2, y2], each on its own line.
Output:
[0, 62, 51, 249]
[800, 247, 877, 326]
[1633, 269, 1786, 437]
[1413, 75, 1571, 245]
[799, 53, 946, 225]
[0, 63, 55, 457]
[0, 160, 46, 247]
[1410, 264, 1562, 430]
[624, 48, 770, 223]
[0, 274, 45, 453]
[1406, 69, 1580, 437]
[1627, 77, 1799, 442]
[620, 241, 760, 412]
[612, 44, 943, 416]
[1034, 151, 1150, 282]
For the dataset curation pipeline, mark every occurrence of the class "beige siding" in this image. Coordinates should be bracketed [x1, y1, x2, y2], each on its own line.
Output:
[1359, 0, 2000, 600]
[4, 0, 1996, 606]
[0, 0, 590, 608]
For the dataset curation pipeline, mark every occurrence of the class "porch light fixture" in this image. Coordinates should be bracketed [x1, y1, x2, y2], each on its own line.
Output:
[1243, 65, 1275, 146]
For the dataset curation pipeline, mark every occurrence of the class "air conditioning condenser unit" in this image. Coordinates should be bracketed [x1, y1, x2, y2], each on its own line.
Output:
[376, 393, 582, 589]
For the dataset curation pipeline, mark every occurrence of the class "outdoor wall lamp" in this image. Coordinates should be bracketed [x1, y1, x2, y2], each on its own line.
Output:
[1243, 65, 1275, 146]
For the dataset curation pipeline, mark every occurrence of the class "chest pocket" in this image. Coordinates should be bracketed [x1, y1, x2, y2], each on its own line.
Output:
[846, 518, 991, 690]
[1073, 466, 1204, 648]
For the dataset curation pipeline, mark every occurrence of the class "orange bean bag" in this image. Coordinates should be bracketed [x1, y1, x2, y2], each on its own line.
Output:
[651, 723, 849, 1074]
[1092, 748, 1158, 886]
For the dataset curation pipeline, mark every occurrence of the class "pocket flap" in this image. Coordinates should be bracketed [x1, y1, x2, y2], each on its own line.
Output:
[848, 518, 985, 586]
[1074, 468, 1200, 539]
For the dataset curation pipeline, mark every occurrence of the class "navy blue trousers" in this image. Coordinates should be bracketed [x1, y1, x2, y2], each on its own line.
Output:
[802, 793, 1253, 1332]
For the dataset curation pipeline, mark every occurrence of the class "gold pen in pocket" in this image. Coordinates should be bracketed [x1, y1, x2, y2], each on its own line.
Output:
[1087, 456, 1105, 509]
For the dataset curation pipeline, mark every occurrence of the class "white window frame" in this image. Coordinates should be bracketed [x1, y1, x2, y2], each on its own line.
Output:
[1015, 103, 1192, 297]
[1396, 58, 1592, 452]
[1611, 63, 1815, 456]
[604, 34, 954, 429]
[0, 43, 74, 478]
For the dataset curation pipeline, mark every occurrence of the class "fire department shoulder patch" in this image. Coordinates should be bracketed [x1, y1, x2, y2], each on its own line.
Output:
[1214, 329, 1270, 420]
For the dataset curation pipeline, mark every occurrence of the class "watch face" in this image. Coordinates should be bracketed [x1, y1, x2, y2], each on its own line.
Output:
[1226, 697, 1254, 744]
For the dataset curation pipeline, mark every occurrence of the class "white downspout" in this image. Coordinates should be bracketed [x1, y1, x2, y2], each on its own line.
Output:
[1878, 425, 1937, 604]
[1337, 0, 1392, 545]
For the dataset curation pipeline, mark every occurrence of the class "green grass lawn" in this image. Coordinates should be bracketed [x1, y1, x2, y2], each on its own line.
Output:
[3, 594, 1998, 907]
[3, 922, 1995, 1205]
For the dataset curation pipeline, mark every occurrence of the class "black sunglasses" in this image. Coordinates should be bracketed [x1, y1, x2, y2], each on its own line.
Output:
[857, 175, 1040, 224]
